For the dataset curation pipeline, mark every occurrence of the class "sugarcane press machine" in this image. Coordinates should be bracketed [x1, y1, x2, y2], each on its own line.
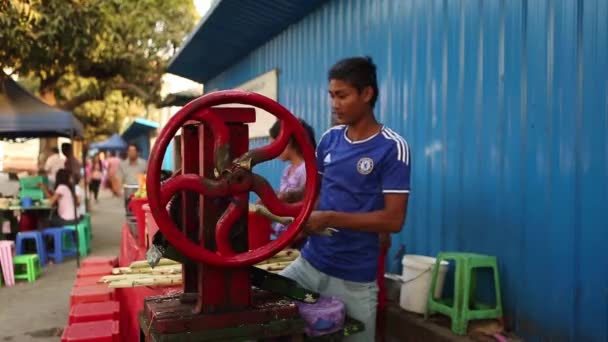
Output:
[140, 91, 362, 341]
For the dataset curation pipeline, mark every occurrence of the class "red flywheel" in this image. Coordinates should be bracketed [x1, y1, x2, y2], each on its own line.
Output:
[146, 90, 318, 267]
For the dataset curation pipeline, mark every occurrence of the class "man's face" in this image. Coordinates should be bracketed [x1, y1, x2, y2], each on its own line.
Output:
[328, 79, 373, 125]
[128, 146, 138, 160]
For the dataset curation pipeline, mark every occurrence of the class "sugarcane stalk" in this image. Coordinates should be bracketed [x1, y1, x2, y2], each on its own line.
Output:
[111, 264, 181, 275]
[129, 258, 178, 269]
[256, 256, 298, 265]
[248, 203, 294, 225]
[108, 275, 182, 288]
[150, 267, 181, 275]
[249, 203, 337, 236]
[255, 261, 293, 271]
[273, 249, 300, 259]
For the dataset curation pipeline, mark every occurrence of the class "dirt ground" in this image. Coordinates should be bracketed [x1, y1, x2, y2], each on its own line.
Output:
[0, 176, 124, 342]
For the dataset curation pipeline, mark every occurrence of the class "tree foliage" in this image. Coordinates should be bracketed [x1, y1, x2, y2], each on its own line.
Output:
[0, 0, 198, 140]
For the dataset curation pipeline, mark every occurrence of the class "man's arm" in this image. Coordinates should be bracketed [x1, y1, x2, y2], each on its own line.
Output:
[117, 162, 125, 182]
[44, 156, 52, 173]
[306, 194, 408, 234]
[38, 183, 53, 198]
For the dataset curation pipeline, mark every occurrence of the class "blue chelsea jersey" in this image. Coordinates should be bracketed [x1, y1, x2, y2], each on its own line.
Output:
[301, 124, 411, 282]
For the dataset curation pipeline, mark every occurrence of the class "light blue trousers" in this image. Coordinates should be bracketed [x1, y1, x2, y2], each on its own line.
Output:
[280, 256, 378, 342]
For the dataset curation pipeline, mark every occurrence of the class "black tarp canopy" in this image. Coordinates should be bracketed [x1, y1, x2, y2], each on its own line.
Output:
[0, 76, 84, 140]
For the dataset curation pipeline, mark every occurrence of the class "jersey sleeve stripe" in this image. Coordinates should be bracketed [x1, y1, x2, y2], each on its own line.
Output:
[386, 128, 410, 165]
[383, 129, 406, 162]
[382, 130, 406, 163]
[320, 124, 345, 140]
[381, 131, 404, 162]
[383, 189, 410, 193]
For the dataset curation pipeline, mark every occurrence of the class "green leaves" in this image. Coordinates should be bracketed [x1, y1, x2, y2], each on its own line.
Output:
[1, 0, 199, 140]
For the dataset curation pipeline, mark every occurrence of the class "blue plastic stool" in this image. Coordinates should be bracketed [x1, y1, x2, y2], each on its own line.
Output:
[42, 228, 77, 264]
[15, 231, 48, 267]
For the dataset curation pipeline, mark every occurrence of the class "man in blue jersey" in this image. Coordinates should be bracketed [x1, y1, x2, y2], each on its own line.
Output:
[281, 57, 411, 341]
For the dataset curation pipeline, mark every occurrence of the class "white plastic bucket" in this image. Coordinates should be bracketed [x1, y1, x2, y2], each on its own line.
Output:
[399, 254, 449, 314]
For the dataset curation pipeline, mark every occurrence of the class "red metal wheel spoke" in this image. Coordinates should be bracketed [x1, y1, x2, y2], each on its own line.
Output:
[215, 194, 248, 257]
[235, 123, 293, 168]
[160, 174, 230, 205]
[252, 174, 303, 218]
[191, 109, 232, 172]
[147, 90, 319, 267]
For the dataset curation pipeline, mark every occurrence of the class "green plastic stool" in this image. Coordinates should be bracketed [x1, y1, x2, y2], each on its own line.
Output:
[425, 253, 503, 335]
[13, 254, 41, 283]
[64, 223, 89, 257]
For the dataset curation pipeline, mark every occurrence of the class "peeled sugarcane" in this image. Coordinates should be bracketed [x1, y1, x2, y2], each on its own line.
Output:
[129, 258, 178, 269]
[103, 258, 184, 288]
[255, 261, 293, 272]
[108, 274, 182, 288]
[99, 273, 178, 283]
[249, 203, 294, 225]
[111, 264, 182, 275]
[256, 256, 298, 266]
[273, 249, 300, 259]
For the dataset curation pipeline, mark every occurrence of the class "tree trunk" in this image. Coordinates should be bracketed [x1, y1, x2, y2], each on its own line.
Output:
[39, 78, 57, 106]
[38, 78, 59, 172]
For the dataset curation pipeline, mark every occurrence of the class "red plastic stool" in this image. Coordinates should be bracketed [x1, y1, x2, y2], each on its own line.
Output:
[81, 256, 118, 267]
[74, 276, 101, 287]
[69, 301, 120, 323]
[61, 320, 119, 342]
[70, 284, 115, 306]
[76, 265, 113, 278]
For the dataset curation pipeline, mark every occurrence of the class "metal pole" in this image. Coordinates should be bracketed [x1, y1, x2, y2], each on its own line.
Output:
[71, 130, 80, 268]
[83, 141, 89, 213]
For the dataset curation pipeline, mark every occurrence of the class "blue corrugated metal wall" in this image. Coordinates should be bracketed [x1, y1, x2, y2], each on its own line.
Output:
[205, 0, 608, 340]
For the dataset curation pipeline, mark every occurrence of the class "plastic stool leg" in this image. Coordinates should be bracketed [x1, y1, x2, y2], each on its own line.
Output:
[53, 231, 63, 264]
[79, 226, 88, 257]
[15, 235, 24, 255]
[65, 230, 76, 254]
[35, 234, 47, 267]
[493, 263, 503, 315]
[34, 256, 41, 280]
[0, 243, 15, 286]
[27, 257, 34, 282]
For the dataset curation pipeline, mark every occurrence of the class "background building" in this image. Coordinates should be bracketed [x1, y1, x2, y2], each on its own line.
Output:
[167, 1, 608, 340]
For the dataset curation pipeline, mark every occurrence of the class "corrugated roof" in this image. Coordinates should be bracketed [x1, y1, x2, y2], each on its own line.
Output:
[167, 0, 329, 83]
[121, 118, 159, 142]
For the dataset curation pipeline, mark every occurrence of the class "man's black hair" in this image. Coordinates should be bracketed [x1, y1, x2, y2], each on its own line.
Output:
[61, 142, 73, 154]
[328, 56, 378, 107]
[269, 119, 317, 154]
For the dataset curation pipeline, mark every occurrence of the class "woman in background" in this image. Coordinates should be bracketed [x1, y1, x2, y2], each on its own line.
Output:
[268, 118, 316, 240]
[88, 154, 103, 203]
[39, 168, 79, 226]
